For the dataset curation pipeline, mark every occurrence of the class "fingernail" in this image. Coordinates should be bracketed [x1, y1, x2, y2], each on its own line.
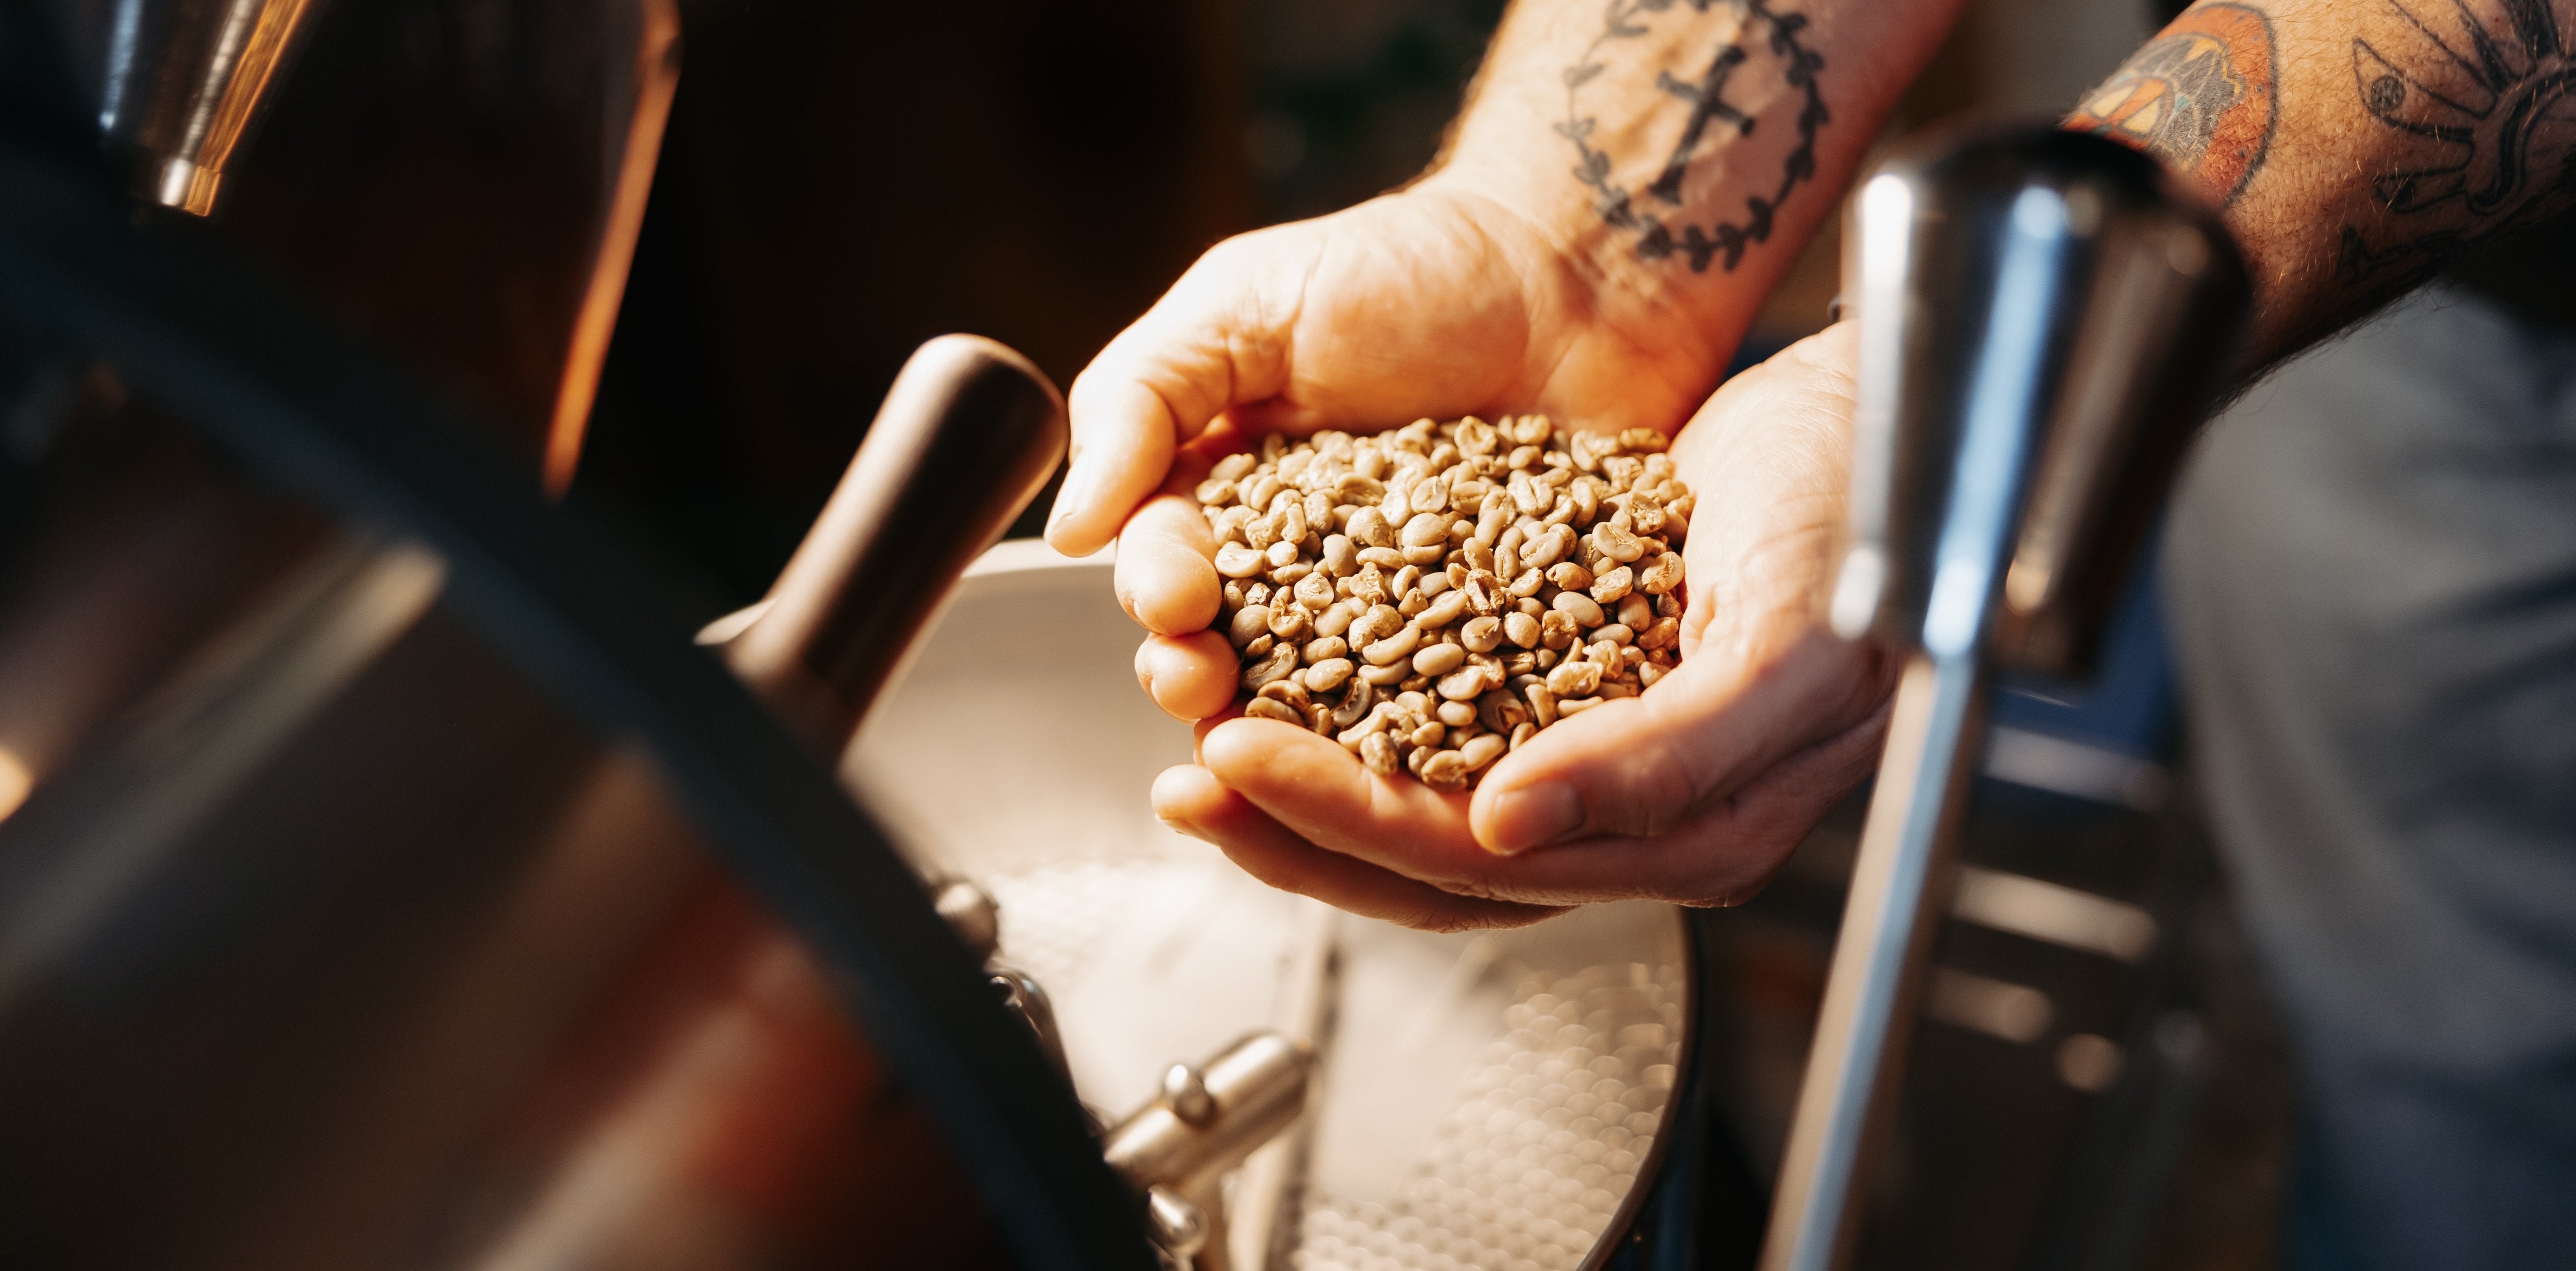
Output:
[1486, 782, 1584, 856]
[1046, 455, 1087, 529]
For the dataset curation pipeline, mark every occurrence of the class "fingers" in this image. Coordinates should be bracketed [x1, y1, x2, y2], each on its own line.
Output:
[1113, 493, 1221, 635]
[1196, 719, 1495, 871]
[1191, 695, 1882, 912]
[1152, 763, 1561, 931]
[1193, 719, 1586, 907]
[1457, 696, 1892, 907]
[1135, 630, 1238, 721]
[1470, 631, 1890, 856]
[1180, 655, 1885, 913]
[1047, 239, 1295, 556]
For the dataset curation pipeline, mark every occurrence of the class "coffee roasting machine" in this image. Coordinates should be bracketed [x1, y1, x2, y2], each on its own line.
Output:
[0, 3, 2247, 1269]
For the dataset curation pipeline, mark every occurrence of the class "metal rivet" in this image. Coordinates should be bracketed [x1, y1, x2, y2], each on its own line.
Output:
[1161, 1062, 1215, 1126]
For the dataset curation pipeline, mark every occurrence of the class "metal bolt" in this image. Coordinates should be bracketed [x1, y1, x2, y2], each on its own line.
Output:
[1143, 1186, 1206, 1259]
[1161, 1062, 1215, 1126]
[931, 878, 998, 962]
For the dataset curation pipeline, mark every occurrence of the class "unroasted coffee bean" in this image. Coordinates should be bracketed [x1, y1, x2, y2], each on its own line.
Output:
[1242, 643, 1300, 691]
[1460, 615, 1502, 654]
[1216, 542, 1267, 579]
[1438, 666, 1491, 702]
[1413, 642, 1467, 677]
[1360, 731, 1400, 775]
[1637, 550, 1683, 594]
[1304, 657, 1355, 692]
[1362, 623, 1423, 665]
[1198, 416, 1688, 789]
[1552, 591, 1606, 627]
[1458, 733, 1507, 773]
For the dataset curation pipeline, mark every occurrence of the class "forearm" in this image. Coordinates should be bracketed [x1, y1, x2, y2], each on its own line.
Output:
[2069, 0, 2576, 369]
[1421, 0, 1970, 380]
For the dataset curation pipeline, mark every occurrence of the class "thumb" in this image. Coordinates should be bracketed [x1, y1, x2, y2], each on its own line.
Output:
[1045, 234, 1304, 555]
[1468, 631, 1891, 857]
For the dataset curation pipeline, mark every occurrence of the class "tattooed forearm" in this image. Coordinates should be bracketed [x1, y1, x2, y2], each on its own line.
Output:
[2067, 2, 2279, 205]
[1555, 0, 1829, 274]
[2062, 0, 2576, 357]
[2334, 0, 2576, 285]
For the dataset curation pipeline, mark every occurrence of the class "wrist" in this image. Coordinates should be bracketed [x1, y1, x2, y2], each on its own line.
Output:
[1406, 162, 1756, 400]
[1416, 0, 1965, 403]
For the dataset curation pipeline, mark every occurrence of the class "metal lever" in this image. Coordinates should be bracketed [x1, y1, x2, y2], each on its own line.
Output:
[1103, 1032, 1315, 1271]
[1101, 1033, 1314, 1197]
[1763, 125, 2246, 1271]
[702, 333, 1067, 754]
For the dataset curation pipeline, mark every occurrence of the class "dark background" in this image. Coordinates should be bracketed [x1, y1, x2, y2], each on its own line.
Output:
[568, 0, 2164, 615]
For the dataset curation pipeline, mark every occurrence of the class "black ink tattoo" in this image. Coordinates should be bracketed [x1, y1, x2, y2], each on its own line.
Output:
[2339, 0, 2576, 285]
[1556, 0, 1828, 274]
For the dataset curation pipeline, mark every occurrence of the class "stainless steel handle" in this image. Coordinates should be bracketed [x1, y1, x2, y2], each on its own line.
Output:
[1769, 124, 2246, 1271]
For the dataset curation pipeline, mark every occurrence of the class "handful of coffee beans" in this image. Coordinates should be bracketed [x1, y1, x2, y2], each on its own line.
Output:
[1199, 415, 1691, 791]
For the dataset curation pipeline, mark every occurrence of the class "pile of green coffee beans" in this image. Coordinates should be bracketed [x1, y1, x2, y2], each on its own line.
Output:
[1198, 415, 1690, 791]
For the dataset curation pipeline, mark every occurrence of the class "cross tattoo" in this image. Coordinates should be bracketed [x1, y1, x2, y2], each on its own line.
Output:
[1648, 45, 1756, 204]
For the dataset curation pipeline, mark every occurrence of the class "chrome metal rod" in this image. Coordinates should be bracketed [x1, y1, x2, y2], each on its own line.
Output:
[1229, 899, 1340, 1270]
[1759, 650, 1986, 1271]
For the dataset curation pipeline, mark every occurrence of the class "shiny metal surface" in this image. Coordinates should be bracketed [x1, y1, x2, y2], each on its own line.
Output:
[1828, 126, 2247, 675]
[49, 0, 684, 481]
[1148, 1185, 1212, 1266]
[1763, 651, 1985, 1271]
[0, 432, 1014, 1267]
[1104, 1032, 1314, 1194]
[72, 0, 325, 213]
[1778, 125, 2248, 1271]
[851, 543, 1695, 1271]
[992, 962, 1076, 1084]
[0, 118, 1154, 1265]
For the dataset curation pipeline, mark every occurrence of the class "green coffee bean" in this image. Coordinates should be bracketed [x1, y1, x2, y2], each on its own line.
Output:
[1196, 414, 1690, 789]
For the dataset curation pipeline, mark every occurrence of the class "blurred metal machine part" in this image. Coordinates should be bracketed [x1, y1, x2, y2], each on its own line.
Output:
[45, 0, 681, 483]
[0, 69, 1152, 1264]
[710, 334, 1070, 748]
[1103, 1033, 1312, 1194]
[1772, 125, 2248, 1271]
[76, 0, 325, 213]
[850, 542, 1701, 1271]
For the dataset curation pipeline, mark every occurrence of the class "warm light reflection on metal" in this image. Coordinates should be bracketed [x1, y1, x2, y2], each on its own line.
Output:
[1923, 186, 2066, 659]
[1927, 968, 2053, 1045]
[2056, 1033, 2125, 1092]
[1952, 865, 2158, 963]
[0, 748, 30, 824]
[542, 0, 684, 496]
[1830, 174, 1917, 640]
[0, 542, 444, 1016]
[1982, 724, 2171, 811]
[151, 0, 325, 215]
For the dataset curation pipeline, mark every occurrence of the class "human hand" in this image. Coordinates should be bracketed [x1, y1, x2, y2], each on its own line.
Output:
[1151, 325, 1897, 930]
[1044, 181, 1738, 721]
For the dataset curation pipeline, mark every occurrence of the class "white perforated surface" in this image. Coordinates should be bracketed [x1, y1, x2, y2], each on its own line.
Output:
[848, 548, 1688, 1270]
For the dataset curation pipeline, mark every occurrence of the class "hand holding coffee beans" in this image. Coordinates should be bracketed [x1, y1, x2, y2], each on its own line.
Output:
[1197, 415, 1690, 792]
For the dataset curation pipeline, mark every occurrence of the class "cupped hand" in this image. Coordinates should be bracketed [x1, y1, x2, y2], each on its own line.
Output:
[1046, 181, 1729, 679]
[1151, 325, 1899, 930]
